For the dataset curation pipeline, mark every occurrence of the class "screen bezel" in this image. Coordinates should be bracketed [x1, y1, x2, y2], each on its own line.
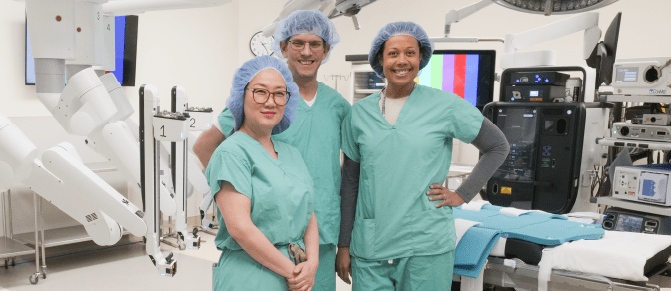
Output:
[431, 49, 496, 111]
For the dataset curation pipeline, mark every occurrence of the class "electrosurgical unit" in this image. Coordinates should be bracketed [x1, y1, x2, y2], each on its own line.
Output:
[612, 164, 671, 206]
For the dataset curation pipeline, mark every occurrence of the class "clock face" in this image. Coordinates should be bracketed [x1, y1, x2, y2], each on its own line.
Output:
[250, 31, 275, 56]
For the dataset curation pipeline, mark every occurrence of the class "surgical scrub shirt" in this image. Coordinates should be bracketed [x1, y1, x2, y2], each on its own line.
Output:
[206, 132, 314, 251]
[218, 82, 351, 246]
[341, 84, 484, 260]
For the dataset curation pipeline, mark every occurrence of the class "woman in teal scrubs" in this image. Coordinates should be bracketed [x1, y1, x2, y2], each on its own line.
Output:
[206, 56, 319, 291]
[339, 22, 509, 290]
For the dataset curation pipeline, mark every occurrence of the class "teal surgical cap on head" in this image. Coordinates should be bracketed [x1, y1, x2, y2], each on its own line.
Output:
[226, 56, 300, 135]
[368, 21, 434, 78]
[271, 10, 340, 63]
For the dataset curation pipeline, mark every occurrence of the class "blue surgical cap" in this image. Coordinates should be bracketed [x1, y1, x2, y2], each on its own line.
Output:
[271, 10, 340, 63]
[368, 22, 434, 78]
[226, 56, 300, 135]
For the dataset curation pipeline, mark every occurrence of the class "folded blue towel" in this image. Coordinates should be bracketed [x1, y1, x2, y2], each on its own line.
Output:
[454, 226, 501, 278]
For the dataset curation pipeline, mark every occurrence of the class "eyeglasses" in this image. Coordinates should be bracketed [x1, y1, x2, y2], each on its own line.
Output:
[246, 88, 291, 106]
[287, 40, 324, 51]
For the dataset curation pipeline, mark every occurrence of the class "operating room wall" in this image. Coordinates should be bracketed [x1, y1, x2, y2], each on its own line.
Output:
[0, 1, 239, 236]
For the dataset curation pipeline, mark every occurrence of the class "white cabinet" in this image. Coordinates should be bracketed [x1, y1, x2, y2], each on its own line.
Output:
[347, 55, 383, 104]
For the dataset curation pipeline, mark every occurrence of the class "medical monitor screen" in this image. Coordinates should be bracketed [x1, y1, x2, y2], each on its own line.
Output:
[614, 67, 638, 83]
[615, 214, 643, 232]
[25, 15, 138, 86]
[495, 108, 538, 181]
[416, 50, 495, 111]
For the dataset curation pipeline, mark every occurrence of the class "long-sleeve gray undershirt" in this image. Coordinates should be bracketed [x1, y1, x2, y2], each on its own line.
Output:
[338, 118, 510, 247]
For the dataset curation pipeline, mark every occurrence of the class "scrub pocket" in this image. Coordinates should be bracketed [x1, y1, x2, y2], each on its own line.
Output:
[351, 218, 376, 258]
[407, 208, 456, 254]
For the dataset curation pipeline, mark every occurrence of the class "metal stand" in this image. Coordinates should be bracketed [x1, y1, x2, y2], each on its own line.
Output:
[29, 192, 46, 284]
[159, 215, 180, 249]
[1, 190, 37, 282]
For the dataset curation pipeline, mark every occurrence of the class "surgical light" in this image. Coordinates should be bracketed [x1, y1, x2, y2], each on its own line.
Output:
[493, 0, 618, 16]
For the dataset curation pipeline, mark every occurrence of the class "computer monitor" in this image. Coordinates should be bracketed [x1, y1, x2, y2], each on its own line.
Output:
[415, 50, 496, 111]
[25, 15, 138, 86]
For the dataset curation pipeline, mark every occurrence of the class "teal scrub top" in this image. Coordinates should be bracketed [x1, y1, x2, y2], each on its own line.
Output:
[219, 82, 351, 246]
[341, 84, 484, 260]
[206, 132, 314, 251]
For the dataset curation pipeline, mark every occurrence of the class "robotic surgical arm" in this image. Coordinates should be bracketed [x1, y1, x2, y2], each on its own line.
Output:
[0, 112, 146, 246]
[26, 0, 179, 216]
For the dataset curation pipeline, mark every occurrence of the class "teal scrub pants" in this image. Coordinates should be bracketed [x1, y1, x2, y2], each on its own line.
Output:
[351, 251, 455, 291]
[314, 244, 337, 291]
[212, 247, 292, 291]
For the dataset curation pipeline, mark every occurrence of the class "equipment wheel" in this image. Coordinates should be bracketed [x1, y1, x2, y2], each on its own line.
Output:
[41, 265, 47, 278]
[179, 243, 186, 251]
[29, 273, 39, 284]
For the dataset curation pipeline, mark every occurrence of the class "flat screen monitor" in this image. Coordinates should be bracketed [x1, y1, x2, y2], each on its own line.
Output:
[415, 50, 496, 111]
[26, 15, 138, 86]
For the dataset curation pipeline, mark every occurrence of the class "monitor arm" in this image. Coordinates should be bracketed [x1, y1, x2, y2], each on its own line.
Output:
[501, 12, 601, 69]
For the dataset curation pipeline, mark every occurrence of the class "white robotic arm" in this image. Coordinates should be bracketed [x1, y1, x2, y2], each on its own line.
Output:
[140, 84, 191, 276]
[0, 112, 147, 246]
[26, 0, 178, 215]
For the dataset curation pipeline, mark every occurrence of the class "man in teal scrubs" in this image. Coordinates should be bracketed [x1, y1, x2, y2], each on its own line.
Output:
[339, 22, 509, 290]
[194, 10, 350, 291]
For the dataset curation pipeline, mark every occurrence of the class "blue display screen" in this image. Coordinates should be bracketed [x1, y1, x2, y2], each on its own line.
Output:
[112, 16, 127, 84]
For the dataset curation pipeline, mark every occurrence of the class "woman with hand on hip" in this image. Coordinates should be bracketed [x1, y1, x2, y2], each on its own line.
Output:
[337, 22, 509, 290]
[207, 56, 318, 291]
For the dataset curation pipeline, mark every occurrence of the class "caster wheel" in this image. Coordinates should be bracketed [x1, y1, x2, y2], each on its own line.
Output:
[11, 258, 15, 267]
[179, 243, 186, 251]
[4, 259, 8, 269]
[29, 273, 39, 284]
[41, 266, 47, 279]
